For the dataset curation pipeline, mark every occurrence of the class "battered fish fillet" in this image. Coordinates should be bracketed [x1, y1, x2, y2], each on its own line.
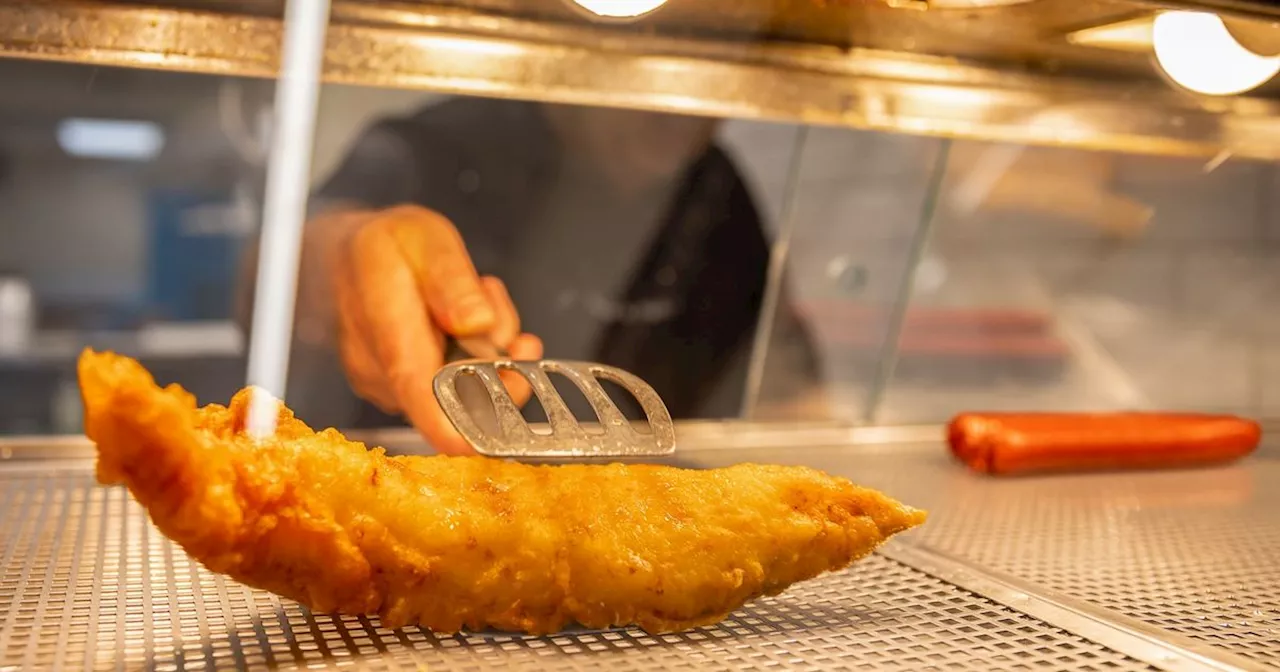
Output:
[78, 349, 926, 635]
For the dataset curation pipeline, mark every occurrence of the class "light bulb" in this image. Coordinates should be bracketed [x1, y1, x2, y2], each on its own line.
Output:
[56, 118, 165, 161]
[1152, 10, 1280, 96]
[568, 0, 667, 18]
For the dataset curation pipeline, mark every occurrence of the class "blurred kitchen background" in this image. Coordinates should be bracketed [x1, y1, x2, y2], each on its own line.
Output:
[2, 58, 1277, 434]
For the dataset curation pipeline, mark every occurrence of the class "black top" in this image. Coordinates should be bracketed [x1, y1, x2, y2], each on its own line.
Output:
[307, 98, 820, 428]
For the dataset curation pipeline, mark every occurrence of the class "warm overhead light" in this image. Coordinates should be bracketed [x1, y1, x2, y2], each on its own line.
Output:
[568, 0, 668, 19]
[56, 118, 165, 161]
[1152, 11, 1280, 96]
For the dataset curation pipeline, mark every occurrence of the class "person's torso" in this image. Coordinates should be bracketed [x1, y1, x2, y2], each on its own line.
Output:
[326, 99, 772, 423]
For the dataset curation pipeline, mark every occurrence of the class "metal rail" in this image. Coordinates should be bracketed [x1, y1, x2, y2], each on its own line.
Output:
[862, 138, 951, 424]
[882, 541, 1267, 672]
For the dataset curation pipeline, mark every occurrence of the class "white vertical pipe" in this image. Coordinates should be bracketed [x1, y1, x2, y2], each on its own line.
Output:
[245, 0, 332, 437]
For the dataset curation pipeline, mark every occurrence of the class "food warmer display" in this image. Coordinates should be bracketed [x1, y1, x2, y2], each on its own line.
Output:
[2, 1, 1279, 670]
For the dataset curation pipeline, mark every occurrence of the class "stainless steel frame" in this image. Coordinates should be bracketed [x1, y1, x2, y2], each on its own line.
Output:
[862, 139, 952, 424]
[6, 1, 1280, 160]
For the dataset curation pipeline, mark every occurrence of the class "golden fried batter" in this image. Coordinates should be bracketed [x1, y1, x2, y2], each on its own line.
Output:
[78, 349, 926, 635]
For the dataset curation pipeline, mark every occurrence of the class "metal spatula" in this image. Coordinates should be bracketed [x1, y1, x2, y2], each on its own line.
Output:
[432, 351, 676, 458]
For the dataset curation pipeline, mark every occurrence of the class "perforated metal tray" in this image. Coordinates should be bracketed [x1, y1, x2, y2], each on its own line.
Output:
[0, 465, 1172, 671]
[913, 461, 1280, 669]
[672, 441, 1280, 670]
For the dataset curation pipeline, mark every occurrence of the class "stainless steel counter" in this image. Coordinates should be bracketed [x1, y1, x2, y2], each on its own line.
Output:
[1, 427, 1276, 670]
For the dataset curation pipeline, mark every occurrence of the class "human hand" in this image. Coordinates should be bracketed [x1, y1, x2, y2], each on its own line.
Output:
[323, 205, 542, 454]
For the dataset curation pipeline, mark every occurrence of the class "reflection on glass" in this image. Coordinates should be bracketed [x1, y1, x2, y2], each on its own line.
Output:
[5, 58, 1278, 439]
[280, 96, 822, 446]
[756, 129, 1280, 426]
[0, 61, 267, 435]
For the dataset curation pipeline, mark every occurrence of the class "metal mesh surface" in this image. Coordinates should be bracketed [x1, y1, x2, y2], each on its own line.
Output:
[0, 467, 1156, 671]
[687, 446, 1280, 667]
[913, 461, 1280, 668]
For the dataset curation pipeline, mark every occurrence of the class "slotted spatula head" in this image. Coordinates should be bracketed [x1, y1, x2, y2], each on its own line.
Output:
[432, 359, 676, 458]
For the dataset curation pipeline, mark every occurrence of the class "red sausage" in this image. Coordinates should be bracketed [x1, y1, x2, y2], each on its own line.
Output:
[947, 412, 1261, 475]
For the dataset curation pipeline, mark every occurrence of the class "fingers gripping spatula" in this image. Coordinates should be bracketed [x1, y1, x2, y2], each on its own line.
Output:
[434, 338, 676, 458]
